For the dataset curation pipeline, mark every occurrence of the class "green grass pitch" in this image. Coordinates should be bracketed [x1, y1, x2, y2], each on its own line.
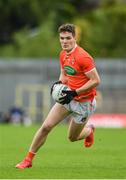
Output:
[0, 124, 126, 179]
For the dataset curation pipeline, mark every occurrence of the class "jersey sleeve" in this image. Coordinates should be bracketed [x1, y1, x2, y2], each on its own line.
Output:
[80, 56, 95, 73]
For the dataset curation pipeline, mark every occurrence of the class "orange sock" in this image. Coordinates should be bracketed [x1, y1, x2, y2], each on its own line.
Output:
[26, 151, 36, 161]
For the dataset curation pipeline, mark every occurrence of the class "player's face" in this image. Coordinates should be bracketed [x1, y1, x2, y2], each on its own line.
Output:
[59, 32, 76, 53]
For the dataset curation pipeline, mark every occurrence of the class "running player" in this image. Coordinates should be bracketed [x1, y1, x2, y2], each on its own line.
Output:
[16, 23, 100, 169]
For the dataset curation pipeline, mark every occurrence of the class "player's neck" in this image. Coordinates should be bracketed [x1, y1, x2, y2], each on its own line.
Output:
[66, 44, 77, 55]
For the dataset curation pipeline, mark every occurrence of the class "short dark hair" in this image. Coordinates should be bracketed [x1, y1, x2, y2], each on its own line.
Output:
[58, 23, 76, 37]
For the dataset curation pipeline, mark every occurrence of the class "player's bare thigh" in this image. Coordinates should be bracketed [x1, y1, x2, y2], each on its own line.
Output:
[68, 117, 87, 141]
[42, 103, 71, 129]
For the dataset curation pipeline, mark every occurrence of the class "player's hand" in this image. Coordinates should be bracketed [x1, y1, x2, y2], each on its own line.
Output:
[59, 90, 78, 104]
[50, 80, 62, 95]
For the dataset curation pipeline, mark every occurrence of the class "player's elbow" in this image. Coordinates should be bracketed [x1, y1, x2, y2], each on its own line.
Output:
[95, 77, 101, 86]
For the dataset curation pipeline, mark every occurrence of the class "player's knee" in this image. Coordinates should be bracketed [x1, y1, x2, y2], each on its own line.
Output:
[68, 135, 77, 142]
[42, 124, 52, 134]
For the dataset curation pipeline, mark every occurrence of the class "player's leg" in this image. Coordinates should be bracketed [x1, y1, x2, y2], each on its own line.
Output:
[68, 117, 90, 141]
[68, 118, 95, 148]
[68, 98, 96, 147]
[16, 103, 70, 169]
[29, 103, 70, 153]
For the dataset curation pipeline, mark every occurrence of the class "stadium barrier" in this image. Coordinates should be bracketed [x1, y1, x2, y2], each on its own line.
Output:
[0, 59, 126, 124]
[89, 114, 126, 128]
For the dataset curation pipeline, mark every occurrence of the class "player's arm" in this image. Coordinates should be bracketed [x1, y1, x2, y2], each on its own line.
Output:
[76, 68, 100, 95]
[59, 68, 100, 104]
[59, 68, 68, 84]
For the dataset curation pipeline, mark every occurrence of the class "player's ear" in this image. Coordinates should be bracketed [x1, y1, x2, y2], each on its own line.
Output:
[74, 35, 77, 41]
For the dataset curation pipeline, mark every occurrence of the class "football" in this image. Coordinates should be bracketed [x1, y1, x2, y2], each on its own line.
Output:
[52, 83, 69, 103]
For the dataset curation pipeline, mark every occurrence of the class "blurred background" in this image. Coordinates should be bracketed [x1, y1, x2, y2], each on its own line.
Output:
[0, 0, 126, 127]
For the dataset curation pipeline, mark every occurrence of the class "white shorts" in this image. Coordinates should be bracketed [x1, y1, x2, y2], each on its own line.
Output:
[63, 98, 96, 124]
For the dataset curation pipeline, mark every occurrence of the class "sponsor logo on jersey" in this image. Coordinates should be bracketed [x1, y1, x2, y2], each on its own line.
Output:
[64, 66, 77, 75]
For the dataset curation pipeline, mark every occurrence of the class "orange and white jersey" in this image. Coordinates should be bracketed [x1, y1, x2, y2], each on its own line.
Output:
[60, 45, 96, 102]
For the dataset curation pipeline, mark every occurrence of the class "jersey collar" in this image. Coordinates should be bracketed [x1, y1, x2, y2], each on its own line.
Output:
[66, 44, 77, 55]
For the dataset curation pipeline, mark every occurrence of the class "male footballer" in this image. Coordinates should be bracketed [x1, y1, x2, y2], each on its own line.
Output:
[16, 23, 100, 169]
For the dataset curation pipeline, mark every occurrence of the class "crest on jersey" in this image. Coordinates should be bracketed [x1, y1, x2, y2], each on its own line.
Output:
[64, 66, 77, 75]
